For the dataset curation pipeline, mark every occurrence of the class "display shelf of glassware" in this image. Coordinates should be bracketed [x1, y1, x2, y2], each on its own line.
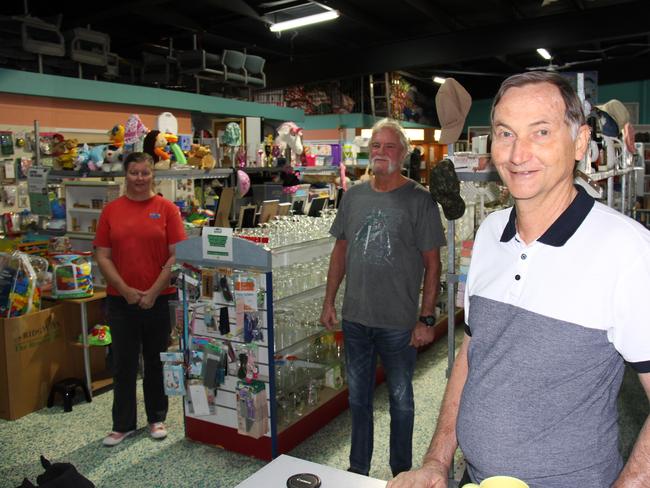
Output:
[175, 212, 347, 460]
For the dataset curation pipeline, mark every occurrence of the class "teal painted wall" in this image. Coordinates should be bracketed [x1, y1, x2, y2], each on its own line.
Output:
[0, 68, 304, 121]
[465, 79, 650, 129]
[3, 68, 649, 129]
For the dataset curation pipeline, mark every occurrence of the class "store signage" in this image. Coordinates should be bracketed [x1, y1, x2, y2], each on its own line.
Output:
[201, 226, 233, 262]
[27, 166, 51, 216]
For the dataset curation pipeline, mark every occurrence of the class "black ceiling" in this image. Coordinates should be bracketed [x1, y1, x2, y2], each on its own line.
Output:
[1, 0, 650, 101]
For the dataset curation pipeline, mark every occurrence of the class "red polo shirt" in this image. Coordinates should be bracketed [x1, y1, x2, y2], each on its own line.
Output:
[93, 195, 186, 296]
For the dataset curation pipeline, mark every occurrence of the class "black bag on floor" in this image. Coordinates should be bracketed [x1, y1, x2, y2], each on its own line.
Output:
[16, 456, 95, 488]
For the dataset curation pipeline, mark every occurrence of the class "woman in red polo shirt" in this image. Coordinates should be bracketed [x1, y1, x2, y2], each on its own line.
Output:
[94, 152, 186, 446]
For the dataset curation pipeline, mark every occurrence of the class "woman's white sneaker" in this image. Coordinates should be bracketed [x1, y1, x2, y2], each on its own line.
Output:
[102, 430, 135, 446]
[149, 422, 167, 440]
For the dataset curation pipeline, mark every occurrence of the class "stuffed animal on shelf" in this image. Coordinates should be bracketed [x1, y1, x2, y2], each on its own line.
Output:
[50, 133, 66, 158]
[103, 145, 124, 172]
[124, 114, 148, 153]
[163, 133, 187, 166]
[87, 144, 107, 171]
[187, 144, 216, 170]
[275, 121, 304, 166]
[108, 124, 125, 148]
[55, 138, 79, 170]
[75, 143, 91, 172]
[143, 130, 170, 169]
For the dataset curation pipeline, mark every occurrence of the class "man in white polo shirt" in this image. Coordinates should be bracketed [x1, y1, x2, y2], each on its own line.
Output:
[389, 72, 650, 488]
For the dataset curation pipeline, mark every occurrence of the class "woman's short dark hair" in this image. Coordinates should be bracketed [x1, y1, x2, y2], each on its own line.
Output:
[491, 71, 586, 138]
[123, 152, 154, 173]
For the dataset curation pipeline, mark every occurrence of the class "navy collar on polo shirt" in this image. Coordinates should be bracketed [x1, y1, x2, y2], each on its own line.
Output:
[500, 185, 595, 247]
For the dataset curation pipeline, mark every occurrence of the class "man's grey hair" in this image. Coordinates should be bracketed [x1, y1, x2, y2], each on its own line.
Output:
[370, 118, 410, 154]
[491, 71, 586, 139]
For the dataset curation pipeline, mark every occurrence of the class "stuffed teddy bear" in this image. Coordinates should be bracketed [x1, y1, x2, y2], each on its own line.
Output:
[56, 138, 79, 170]
[187, 144, 216, 170]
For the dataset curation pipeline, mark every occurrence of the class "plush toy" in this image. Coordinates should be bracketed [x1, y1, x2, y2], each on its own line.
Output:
[108, 124, 125, 148]
[143, 130, 170, 169]
[103, 145, 124, 172]
[187, 144, 216, 170]
[50, 133, 66, 157]
[163, 133, 187, 166]
[124, 114, 148, 153]
[75, 143, 91, 172]
[275, 121, 304, 165]
[87, 144, 107, 171]
[56, 138, 79, 170]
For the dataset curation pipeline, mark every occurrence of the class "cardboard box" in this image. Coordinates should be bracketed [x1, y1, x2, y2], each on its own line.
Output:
[0, 304, 71, 420]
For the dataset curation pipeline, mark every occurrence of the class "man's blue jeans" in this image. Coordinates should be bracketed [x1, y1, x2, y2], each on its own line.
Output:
[343, 320, 417, 476]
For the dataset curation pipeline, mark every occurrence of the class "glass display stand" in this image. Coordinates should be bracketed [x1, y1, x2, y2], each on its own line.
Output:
[175, 233, 347, 460]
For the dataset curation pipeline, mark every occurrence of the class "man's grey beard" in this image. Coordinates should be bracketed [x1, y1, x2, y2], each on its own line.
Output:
[371, 156, 399, 174]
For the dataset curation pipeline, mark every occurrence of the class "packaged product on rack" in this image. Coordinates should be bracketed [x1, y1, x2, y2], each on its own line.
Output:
[160, 351, 185, 396]
[0, 251, 41, 317]
[236, 379, 268, 438]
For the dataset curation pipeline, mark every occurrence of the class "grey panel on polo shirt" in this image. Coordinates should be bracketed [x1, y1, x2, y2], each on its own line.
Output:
[330, 180, 445, 330]
[457, 295, 624, 488]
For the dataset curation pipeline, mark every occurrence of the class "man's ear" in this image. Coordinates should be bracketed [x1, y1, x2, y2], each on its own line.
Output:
[574, 124, 591, 161]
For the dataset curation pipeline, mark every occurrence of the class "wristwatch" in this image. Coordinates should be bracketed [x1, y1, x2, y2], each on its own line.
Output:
[419, 315, 436, 327]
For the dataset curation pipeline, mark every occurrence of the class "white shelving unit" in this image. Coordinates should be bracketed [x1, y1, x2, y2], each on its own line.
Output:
[64, 180, 121, 239]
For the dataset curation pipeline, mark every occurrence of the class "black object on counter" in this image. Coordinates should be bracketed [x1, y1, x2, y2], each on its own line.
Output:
[287, 473, 321, 488]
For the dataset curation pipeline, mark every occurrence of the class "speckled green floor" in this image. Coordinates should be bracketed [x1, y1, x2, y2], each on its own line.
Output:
[1, 326, 646, 488]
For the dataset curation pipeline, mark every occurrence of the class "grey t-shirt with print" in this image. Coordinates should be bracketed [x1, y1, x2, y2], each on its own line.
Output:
[330, 180, 445, 330]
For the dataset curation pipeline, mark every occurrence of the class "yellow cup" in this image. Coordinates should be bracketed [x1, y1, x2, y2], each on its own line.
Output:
[464, 476, 529, 488]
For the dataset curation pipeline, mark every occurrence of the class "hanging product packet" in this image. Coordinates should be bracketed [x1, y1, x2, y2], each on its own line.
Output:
[49, 253, 93, 299]
[0, 251, 41, 317]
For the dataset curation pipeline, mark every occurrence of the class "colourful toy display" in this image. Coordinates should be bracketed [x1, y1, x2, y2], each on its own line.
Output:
[50, 253, 93, 299]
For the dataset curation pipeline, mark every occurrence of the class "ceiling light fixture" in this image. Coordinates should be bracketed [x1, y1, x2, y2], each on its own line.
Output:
[433, 76, 446, 84]
[536, 48, 552, 60]
[269, 10, 339, 32]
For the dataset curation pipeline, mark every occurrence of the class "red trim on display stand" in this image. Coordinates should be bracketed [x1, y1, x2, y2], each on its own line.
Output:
[185, 416, 274, 460]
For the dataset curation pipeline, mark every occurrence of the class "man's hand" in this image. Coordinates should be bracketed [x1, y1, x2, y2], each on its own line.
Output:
[387, 461, 448, 488]
[122, 286, 144, 305]
[410, 322, 435, 348]
[138, 289, 157, 310]
[320, 302, 339, 330]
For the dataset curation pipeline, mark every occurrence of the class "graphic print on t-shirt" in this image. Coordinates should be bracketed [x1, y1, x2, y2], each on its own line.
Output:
[351, 208, 400, 266]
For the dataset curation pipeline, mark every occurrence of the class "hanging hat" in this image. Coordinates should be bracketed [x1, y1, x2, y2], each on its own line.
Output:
[222, 122, 242, 146]
[435, 78, 472, 145]
[595, 99, 629, 133]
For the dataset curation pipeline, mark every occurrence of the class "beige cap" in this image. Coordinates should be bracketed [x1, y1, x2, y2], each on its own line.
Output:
[435, 78, 472, 145]
[595, 99, 630, 131]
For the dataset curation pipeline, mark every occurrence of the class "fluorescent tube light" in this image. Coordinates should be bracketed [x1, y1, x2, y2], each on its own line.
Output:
[537, 48, 552, 60]
[434, 129, 441, 141]
[433, 76, 446, 84]
[269, 10, 339, 32]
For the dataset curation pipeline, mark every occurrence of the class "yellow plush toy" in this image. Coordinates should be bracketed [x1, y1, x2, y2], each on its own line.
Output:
[108, 124, 125, 147]
[187, 144, 216, 170]
[57, 138, 79, 170]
